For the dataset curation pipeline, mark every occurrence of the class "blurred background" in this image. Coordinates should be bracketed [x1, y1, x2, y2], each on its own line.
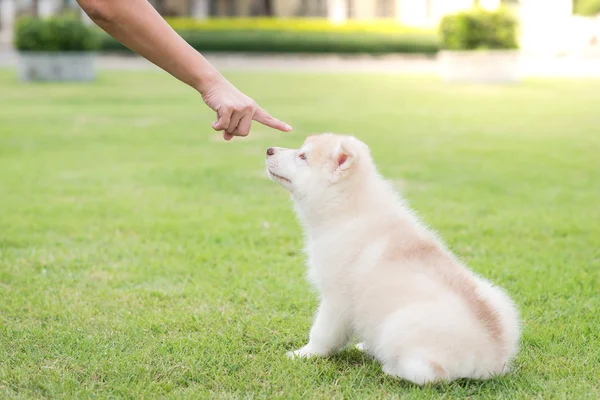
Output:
[1, 0, 600, 77]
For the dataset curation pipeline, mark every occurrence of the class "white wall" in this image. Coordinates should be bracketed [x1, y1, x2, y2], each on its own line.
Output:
[520, 0, 574, 53]
[327, 0, 347, 23]
[39, 0, 58, 17]
[397, 0, 429, 26]
[479, 0, 501, 11]
[429, 0, 474, 23]
[398, 0, 476, 27]
[190, 0, 209, 18]
[0, 0, 15, 43]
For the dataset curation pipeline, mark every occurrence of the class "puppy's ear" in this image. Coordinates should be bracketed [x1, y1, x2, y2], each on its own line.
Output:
[333, 138, 358, 177]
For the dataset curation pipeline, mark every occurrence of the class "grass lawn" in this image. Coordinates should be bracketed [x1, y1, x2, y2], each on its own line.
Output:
[0, 68, 599, 399]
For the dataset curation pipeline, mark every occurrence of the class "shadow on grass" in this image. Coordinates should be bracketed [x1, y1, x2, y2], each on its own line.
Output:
[327, 347, 520, 394]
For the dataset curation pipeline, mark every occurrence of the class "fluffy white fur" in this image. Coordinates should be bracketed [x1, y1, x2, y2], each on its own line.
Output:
[265, 133, 520, 385]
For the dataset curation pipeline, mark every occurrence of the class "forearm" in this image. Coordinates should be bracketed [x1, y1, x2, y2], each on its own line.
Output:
[77, 0, 220, 93]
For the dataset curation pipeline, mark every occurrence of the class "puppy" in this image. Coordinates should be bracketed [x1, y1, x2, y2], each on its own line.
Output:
[265, 133, 520, 385]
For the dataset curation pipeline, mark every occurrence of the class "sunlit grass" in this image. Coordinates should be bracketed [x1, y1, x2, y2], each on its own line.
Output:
[0, 69, 599, 398]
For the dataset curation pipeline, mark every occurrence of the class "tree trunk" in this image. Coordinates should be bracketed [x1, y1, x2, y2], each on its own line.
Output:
[264, 0, 273, 15]
[32, 0, 40, 17]
[154, 0, 166, 15]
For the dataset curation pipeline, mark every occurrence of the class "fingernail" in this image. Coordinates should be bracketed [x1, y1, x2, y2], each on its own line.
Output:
[285, 124, 292, 131]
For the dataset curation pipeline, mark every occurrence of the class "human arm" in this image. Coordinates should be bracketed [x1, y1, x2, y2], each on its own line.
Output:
[76, 0, 292, 140]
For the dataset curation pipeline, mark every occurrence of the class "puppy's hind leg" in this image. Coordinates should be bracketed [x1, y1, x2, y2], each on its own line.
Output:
[377, 305, 451, 385]
[383, 356, 448, 386]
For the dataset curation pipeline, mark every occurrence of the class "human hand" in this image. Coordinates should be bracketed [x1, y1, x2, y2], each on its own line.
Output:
[200, 75, 292, 141]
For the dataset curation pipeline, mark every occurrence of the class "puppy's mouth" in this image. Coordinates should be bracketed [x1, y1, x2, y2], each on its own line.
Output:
[268, 169, 291, 184]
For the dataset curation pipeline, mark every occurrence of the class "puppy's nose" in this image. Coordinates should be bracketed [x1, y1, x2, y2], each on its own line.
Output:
[266, 148, 275, 156]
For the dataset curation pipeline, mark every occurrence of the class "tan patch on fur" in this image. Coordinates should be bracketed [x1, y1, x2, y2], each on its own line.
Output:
[430, 360, 449, 379]
[302, 134, 341, 168]
[386, 234, 506, 357]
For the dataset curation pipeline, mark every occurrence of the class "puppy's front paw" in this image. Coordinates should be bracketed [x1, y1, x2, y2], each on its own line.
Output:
[286, 346, 320, 360]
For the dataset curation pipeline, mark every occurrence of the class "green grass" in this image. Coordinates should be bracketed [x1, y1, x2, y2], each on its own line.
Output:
[0, 69, 599, 399]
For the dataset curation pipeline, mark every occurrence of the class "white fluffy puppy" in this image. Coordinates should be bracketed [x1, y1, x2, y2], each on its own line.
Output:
[265, 133, 520, 385]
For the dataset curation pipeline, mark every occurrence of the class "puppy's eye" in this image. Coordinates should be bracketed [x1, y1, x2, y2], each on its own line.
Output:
[298, 153, 307, 160]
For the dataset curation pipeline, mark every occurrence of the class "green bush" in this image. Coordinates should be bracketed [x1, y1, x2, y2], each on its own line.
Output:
[440, 8, 518, 51]
[575, 0, 600, 16]
[101, 29, 440, 55]
[98, 17, 439, 55]
[14, 16, 100, 52]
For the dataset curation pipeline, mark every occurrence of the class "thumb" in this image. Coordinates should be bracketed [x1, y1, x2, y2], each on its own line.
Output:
[253, 107, 292, 132]
[212, 108, 232, 131]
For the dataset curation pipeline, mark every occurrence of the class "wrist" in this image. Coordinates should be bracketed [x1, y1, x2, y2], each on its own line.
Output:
[192, 61, 224, 94]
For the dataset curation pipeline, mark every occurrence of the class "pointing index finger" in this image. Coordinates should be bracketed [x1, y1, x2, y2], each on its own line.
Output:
[253, 107, 292, 132]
